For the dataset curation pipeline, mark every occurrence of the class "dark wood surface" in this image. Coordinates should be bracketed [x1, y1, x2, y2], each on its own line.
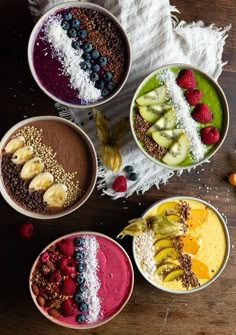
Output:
[1, 1, 236, 334]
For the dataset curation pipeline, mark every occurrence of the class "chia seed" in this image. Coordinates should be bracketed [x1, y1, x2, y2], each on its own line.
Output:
[1, 154, 46, 212]
[173, 238, 200, 288]
[134, 112, 166, 160]
[71, 8, 126, 84]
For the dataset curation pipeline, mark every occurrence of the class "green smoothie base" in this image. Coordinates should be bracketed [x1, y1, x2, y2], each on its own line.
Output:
[133, 67, 223, 166]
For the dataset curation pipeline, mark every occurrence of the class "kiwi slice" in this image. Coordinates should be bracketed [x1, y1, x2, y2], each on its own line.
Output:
[146, 109, 176, 136]
[139, 104, 170, 123]
[136, 85, 167, 106]
[152, 129, 184, 148]
[162, 133, 189, 166]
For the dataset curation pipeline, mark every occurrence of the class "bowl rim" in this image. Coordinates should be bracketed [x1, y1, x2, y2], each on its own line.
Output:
[0, 115, 98, 219]
[27, 1, 132, 109]
[29, 231, 134, 329]
[132, 195, 230, 294]
[130, 63, 229, 170]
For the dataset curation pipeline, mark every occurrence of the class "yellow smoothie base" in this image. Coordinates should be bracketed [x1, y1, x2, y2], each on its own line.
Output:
[134, 198, 228, 292]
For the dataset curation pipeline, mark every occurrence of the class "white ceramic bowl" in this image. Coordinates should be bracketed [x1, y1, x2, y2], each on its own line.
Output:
[130, 64, 229, 170]
[132, 196, 230, 294]
[29, 231, 134, 329]
[0, 116, 97, 219]
[28, 1, 132, 108]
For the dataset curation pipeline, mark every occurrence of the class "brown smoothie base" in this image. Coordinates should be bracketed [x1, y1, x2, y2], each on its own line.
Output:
[1, 120, 96, 214]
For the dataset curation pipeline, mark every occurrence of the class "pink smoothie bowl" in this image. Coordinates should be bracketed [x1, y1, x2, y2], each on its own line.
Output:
[29, 232, 134, 329]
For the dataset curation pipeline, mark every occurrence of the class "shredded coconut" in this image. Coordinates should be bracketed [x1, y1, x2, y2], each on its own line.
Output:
[157, 70, 206, 162]
[82, 235, 101, 323]
[43, 15, 102, 103]
[134, 229, 157, 282]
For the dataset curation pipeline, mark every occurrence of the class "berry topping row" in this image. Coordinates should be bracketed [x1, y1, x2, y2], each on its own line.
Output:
[61, 11, 115, 98]
[31, 235, 101, 324]
[176, 69, 220, 145]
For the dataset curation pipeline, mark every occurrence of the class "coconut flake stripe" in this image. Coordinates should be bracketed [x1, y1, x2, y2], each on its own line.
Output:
[44, 15, 102, 103]
[157, 70, 206, 162]
[82, 236, 101, 323]
[135, 229, 156, 281]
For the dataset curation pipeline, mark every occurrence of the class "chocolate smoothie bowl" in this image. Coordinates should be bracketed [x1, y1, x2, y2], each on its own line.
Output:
[28, 2, 131, 108]
[0, 116, 97, 219]
[29, 232, 134, 329]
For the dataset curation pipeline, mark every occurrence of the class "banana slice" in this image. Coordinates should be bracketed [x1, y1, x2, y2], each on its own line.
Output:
[43, 183, 67, 208]
[20, 157, 45, 180]
[29, 172, 54, 192]
[11, 146, 34, 165]
[5, 136, 25, 154]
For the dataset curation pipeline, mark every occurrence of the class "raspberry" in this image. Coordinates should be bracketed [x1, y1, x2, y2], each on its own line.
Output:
[176, 69, 196, 89]
[112, 176, 127, 192]
[50, 270, 62, 283]
[61, 278, 76, 296]
[200, 126, 220, 145]
[191, 103, 212, 123]
[57, 239, 74, 257]
[17, 222, 33, 239]
[61, 298, 76, 317]
[59, 257, 76, 276]
[184, 89, 202, 105]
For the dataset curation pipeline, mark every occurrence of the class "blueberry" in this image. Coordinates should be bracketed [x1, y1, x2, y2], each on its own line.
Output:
[72, 41, 81, 50]
[103, 71, 112, 81]
[78, 302, 89, 313]
[82, 42, 93, 53]
[76, 314, 86, 323]
[78, 29, 87, 39]
[91, 49, 100, 60]
[76, 274, 85, 284]
[77, 262, 87, 272]
[61, 20, 70, 30]
[107, 81, 115, 91]
[129, 172, 139, 181]
[76, 284, 85, 293]
[98, 56, 108, 67]
[95, 80, 105, 90]
[74, 250, 84, 261]
[124, 165, 134, 174]
[80, 61, 91, 71]
[62, 12, 72, 21]
[102, 89, 109, 97]
[74, 237, 85, 247]
[90, 72, 99, 82]
[67, 29, 77, 38]
[74, 292, 83, 303]
[71, 19, 80, 29]
[82, 53, 91, 62]
[92, 64, 100, 73]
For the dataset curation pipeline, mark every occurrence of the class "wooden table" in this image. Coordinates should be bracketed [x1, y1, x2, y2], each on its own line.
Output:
[0, 1, 235, 334]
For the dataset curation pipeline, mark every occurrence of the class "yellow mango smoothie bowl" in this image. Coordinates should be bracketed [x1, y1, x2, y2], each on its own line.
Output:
[118, 196, 230, 294]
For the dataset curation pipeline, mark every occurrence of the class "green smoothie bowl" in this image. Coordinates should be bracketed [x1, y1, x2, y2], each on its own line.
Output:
[130, 64, 229, 170]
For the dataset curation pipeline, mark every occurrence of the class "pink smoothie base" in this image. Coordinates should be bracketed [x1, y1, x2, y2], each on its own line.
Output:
[29, 232, 134, 329]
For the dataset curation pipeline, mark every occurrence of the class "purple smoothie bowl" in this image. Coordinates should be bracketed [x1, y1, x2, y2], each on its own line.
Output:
[28, 2, 132, 108]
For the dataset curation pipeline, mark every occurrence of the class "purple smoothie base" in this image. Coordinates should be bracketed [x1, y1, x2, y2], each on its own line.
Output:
[33, 9, 83, 104]
[32, 7, 125, 105]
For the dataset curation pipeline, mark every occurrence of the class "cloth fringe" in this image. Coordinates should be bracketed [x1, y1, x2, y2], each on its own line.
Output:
[28, 0, 41, 16]
[56, 103, 75, 122]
